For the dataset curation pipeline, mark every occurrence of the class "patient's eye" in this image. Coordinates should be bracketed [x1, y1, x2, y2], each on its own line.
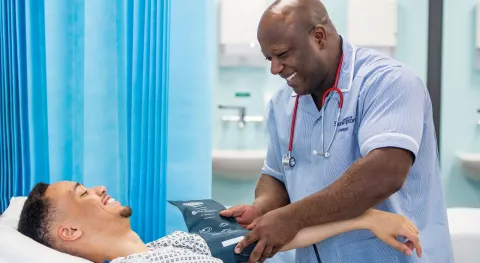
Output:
[81, 190, 88, 197]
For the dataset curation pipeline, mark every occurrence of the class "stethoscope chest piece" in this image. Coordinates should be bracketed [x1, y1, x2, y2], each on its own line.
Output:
[289, 156, 296, 167]
[282, 152, 295, 169]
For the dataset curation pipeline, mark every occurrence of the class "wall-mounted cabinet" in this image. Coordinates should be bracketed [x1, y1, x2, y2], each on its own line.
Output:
[219, 0, 268, 67]
[347, 0, 397, 57]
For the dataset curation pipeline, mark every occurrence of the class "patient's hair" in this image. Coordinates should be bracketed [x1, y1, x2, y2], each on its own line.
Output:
[17, 182, 57, 249]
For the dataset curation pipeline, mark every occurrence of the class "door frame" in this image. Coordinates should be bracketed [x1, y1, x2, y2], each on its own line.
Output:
[426, 0, 443, 150]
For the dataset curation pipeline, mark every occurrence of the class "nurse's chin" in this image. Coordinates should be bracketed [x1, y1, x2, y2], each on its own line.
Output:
[290, 87, 310, 96]
[288, 81, 308, 94]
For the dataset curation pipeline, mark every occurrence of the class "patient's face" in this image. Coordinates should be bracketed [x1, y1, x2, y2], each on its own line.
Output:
[46, 181, 132, 242]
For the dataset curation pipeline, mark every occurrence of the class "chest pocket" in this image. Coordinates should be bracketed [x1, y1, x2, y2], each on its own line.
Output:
[335, 115, 357, 140]
[320, 89, 363, 187]
[323, 96, 358, 141]
[331, 70, 368, 141]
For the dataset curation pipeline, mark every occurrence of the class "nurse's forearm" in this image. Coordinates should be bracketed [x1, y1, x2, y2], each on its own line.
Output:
[253, 174, 290, 216]
[288, 147, 413, 230]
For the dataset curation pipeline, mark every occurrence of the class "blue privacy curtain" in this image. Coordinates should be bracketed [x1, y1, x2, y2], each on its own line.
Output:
[0, 0, 178, 242]
[0, 0, 31, 210]
[165, 0, 216, 234]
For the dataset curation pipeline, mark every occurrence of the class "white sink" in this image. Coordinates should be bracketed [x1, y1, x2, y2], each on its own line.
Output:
[457, 153, 480, 181]
[212, 149, 266, 180]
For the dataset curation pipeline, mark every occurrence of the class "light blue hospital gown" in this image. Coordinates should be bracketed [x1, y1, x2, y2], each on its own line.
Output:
[110, 231, 223, 263]
[261, 37, 455, 262]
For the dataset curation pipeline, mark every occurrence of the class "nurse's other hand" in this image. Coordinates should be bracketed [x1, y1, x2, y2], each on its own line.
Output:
[235, 207, 299, 263]
[219, 205, 261, 229]
[362, 209, 422, 258]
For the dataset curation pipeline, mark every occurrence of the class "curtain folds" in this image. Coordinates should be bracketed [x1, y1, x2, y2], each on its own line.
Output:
[0, 0, 31, 212]
[0, 0, 171, 242]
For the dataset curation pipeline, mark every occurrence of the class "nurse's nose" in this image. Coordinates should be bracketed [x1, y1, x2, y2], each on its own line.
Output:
[270, 57, 284, 75]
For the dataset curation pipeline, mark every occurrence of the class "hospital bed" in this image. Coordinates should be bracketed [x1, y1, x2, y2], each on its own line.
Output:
[1, 197, 480, 263]
[0, 197, 294, 263]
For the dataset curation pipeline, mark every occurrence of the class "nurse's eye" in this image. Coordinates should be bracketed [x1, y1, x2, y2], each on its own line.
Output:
[277, 51, 289, 58]
[81, 190, 88, 197]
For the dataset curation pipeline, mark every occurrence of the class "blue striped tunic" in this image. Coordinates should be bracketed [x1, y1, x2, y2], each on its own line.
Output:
[261, 38, 454, 263]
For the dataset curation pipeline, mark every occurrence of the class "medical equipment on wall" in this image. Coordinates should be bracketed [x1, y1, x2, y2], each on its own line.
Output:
[282, 52, 348, 170]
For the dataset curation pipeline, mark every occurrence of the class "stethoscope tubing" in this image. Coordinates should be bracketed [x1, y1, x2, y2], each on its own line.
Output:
[283, 53, 345, 169]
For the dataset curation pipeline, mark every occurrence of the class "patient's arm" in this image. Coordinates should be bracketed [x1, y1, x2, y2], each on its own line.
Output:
[279, 209, 422, 257]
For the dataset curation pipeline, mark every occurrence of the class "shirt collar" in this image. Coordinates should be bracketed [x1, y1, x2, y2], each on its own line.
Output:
[337, 36, 356, 92]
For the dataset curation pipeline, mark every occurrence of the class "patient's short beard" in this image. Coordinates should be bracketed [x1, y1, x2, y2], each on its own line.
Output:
[120, 206, 132, 218]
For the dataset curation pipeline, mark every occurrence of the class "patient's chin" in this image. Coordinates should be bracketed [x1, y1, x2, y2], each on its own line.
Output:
[120, 206, 132, 218]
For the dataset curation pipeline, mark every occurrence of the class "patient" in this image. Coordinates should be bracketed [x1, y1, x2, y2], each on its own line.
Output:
[17, 181, 422, 263]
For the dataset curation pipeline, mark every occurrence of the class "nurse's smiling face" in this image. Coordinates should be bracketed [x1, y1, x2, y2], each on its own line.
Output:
[258, 12, 330, 96]
[257, 0, 342, 101]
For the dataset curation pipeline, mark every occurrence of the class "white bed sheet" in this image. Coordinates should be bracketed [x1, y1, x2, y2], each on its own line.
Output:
[447, 207, 480, 263]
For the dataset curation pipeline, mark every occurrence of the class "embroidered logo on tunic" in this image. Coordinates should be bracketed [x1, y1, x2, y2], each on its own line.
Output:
[334, 116, 356, 132]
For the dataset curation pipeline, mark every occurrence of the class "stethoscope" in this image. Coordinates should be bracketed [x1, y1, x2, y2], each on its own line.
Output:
[282, 53, 346, 170]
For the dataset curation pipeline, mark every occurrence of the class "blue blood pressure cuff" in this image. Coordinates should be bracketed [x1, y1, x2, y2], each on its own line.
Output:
[168, 199, 257, 263]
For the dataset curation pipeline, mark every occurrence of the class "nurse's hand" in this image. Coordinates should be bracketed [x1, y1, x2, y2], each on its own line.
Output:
[234, 207, 299, 263]
[219, 205, 261, 229]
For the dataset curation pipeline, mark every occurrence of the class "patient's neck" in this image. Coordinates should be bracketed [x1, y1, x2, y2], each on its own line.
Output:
[84, 229, 150, 263]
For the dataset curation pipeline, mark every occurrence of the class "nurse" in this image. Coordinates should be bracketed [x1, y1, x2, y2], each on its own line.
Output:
[220, 0, 454, 262]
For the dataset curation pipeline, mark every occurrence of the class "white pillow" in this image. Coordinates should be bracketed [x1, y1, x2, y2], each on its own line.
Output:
[0, 196, 27, 229]
[0, 225, 91, 263]
[0, 197, 92, 263]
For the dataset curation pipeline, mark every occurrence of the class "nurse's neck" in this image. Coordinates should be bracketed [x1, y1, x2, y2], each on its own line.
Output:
[312, 36, 343, 111]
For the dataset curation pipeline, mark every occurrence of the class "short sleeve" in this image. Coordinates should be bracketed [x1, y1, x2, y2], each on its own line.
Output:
[261, 99, 284, 182]
[358, 68, 427, 160]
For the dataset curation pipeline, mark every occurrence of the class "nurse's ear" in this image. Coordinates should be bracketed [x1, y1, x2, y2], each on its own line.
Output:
[311, 24, 327, 49]
[58, 225, 83, 241]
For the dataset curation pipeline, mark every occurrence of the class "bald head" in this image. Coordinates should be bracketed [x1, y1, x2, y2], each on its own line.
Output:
[257, 0, 341, 98]
[262, 0, 333, 32]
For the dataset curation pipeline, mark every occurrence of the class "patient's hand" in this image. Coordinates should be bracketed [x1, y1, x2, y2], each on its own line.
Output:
[361, 209, 422, 258]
